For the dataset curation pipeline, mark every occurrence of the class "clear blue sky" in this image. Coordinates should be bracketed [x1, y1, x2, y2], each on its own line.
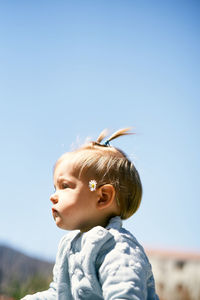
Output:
[0, 0, 199, 261]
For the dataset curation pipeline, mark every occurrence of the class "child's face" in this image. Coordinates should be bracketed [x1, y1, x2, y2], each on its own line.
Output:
[50, 155, 99, 232]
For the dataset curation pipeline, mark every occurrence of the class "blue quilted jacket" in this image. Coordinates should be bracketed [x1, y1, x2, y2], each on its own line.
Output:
[22, 217, 159, 300]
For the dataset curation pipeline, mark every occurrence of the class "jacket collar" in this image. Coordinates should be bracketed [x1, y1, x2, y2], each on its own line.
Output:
[106, 216, 122, 230]
[69, 216, 123, 250]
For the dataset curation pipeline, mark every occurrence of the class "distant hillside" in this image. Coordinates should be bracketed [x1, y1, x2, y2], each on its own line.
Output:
[0, 244, 53, 299]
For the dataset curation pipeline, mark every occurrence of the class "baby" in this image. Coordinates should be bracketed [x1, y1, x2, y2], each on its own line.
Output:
[22, 128, 159, 300]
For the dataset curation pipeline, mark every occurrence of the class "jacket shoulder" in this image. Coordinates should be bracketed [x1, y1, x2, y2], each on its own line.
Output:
[96, 226, 151, 272]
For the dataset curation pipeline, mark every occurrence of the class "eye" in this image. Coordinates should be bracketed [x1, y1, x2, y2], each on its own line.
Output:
[61, 182, 69, 189]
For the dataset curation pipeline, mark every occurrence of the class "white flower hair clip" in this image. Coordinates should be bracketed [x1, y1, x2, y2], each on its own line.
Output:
[89, 180, 97, 191]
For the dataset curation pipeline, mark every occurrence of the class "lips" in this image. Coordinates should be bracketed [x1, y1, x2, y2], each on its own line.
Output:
[52, 208, 59, 219]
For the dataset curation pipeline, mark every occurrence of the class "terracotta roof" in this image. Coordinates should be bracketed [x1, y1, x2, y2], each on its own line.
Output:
[0, 296, 15, 300]
[146, 248, 200, 260]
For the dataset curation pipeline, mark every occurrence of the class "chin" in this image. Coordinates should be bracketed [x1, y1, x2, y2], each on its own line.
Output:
[55, 221, 65, 229]
[57, 223, 75, 231]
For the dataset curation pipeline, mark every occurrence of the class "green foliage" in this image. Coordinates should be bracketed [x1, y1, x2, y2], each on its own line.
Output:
[4, 274, 51, 300]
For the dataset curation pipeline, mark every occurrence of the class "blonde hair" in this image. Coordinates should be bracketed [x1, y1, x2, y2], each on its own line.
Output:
[56, 128, 142, 220]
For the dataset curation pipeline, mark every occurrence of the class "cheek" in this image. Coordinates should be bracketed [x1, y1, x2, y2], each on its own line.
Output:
[82, 191, 97, 207]
[59, 196, 80, 213]
[60, 201, 74, 212]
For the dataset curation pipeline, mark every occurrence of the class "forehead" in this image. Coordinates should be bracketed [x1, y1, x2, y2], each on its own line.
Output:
[54, 154, 76, 178]
[53, 150, 96, 183]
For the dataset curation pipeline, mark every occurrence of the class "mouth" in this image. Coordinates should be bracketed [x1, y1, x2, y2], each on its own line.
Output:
[52, 208, 59, 219]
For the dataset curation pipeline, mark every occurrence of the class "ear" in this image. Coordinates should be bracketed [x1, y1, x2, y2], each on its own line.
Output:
[96, 184, 116, 210]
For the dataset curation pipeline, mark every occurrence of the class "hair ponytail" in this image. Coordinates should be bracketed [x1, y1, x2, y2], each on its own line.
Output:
[96, 127, 134, 145]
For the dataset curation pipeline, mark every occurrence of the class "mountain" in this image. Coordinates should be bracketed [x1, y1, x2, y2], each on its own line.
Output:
[0, 244, 53, 299]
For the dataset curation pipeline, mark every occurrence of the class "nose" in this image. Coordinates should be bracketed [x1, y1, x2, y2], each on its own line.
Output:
[50, 192, 58, 204]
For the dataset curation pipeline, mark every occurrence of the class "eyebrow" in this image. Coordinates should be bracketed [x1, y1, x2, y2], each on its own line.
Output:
[54, 176, 75, 189]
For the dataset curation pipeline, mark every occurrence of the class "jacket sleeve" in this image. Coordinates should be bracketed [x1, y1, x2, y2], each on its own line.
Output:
[98, 241, 159, 300]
